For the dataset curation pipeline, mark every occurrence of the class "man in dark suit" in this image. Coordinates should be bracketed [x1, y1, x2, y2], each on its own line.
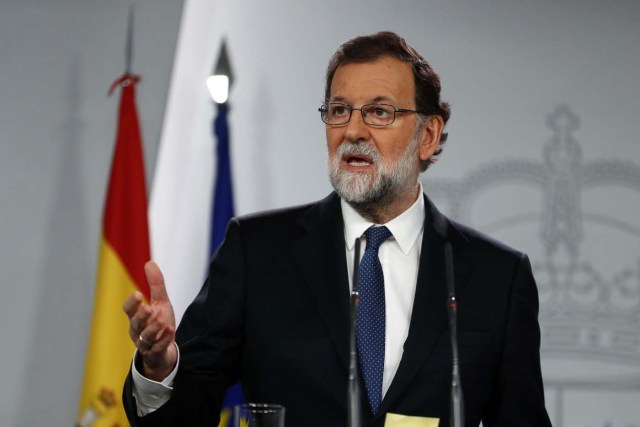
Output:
[122, 32, 552, 426]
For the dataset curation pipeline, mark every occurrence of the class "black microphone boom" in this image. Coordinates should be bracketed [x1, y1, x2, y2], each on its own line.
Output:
[445, 243, 464, 427]
[348, 238, 362, 427]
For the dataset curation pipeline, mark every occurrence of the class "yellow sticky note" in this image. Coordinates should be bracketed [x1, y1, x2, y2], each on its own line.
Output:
[384, 412, 440, 427]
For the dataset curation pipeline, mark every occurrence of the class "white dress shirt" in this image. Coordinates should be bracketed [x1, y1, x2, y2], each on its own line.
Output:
[131, 344, 177, 416]
[132, 185, 425, 414]
[342, 187, 424, 398]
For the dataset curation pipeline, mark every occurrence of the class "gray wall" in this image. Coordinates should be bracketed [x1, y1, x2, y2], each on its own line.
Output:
[1, 0, 639, 426]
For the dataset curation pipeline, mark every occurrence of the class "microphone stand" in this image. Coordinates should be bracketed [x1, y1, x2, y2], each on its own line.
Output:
[445, 243, 464, 427]
[348, 238, 362, 427]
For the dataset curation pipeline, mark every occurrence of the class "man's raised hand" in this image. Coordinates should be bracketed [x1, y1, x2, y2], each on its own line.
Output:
[123, 261, 177, 381]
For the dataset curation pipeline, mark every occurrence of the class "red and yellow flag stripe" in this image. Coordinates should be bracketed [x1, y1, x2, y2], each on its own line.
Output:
[77, 75, 150, 427]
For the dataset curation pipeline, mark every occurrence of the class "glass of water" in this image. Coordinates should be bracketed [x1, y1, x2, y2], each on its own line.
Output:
[233, 403, 285, 427]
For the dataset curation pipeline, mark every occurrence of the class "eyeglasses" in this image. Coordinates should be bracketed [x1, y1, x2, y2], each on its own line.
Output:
[318, 102, 428, 126]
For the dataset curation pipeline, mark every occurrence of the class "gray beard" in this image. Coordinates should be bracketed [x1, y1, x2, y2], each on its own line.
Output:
[328, 133, 420, 216]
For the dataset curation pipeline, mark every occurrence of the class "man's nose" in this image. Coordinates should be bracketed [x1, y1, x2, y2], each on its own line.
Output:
[344, 109, 370, 143]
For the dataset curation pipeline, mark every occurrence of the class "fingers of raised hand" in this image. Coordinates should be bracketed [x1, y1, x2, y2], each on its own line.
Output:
[129, 304, 153, 335]
[123, 291, 144, 318]
[140, 324, 175, 355]
[130, 307, 175, 354]
[137, 333, 154, 349]
[145, 261, 170, 304]
[122, 265, 176, 361]
[136, 314, 163, 348]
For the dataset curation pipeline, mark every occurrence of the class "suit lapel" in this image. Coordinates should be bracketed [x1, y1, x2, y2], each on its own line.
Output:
[288, 192, 476, 417]
[292, 193, 351, 371]
[377, 195, 474, 418]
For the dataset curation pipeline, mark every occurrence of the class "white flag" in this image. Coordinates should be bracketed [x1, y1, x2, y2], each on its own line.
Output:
[149, 0, 223, 323]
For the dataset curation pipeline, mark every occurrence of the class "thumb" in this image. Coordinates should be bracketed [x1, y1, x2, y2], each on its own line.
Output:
[144, 260, 170, 304]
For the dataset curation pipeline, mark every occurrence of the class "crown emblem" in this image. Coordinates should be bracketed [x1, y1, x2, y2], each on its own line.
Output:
[423, 105, 640, 425]
[75, 387, 119, 427]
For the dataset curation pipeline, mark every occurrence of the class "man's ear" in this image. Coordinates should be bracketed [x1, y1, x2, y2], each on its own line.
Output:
[419, 115, 444, 162]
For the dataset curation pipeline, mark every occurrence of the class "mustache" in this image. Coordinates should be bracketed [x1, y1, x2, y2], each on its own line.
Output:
[335, 142, 381, 163]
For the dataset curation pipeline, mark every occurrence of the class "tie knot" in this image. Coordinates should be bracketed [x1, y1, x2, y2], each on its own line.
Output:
[364, 226, 392, 252]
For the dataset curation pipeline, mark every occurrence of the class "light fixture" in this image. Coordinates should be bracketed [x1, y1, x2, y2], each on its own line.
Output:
[208, 39, 233, 104]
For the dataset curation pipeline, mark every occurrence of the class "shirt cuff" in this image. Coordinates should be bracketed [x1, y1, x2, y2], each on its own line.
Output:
[131, 342, 180, 417]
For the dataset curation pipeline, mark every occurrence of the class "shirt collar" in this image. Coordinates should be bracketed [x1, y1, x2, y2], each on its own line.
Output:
[342, 182, 425, 255]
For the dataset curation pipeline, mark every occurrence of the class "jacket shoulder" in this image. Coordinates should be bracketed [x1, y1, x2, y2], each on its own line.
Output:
[230, 192, 340, 236]
[449, 218, 528, 263]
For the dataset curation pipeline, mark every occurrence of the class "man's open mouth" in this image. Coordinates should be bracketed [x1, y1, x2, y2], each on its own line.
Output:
[344, 154, 373, 166]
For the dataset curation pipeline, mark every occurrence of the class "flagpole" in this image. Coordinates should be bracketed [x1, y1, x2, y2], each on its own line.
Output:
[125, 4, 134, 75]
[207, 39, 245, 427]
[207, 38, 235, 254]
[76, 9, 150, 426]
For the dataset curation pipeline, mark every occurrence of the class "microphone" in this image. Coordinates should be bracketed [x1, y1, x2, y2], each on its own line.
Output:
[445, 243, 464, 427]
[348, 237, 362, 427]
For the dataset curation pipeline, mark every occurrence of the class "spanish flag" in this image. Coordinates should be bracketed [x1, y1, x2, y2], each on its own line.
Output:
[76, 74, 151, 427]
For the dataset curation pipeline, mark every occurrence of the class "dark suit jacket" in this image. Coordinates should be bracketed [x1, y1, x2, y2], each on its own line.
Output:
[124, 193, 551, 426]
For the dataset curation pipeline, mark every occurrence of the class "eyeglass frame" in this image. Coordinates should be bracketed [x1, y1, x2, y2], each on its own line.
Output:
[318, 102, 429, 127]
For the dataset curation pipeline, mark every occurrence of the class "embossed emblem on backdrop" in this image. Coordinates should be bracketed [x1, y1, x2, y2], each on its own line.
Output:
[423, 105, 640, 427]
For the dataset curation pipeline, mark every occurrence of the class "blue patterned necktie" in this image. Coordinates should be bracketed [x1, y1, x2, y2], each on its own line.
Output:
[357, 225, 392, 415]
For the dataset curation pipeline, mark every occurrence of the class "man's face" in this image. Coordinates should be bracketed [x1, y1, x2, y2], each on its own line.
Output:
[326, 56, 439, 209]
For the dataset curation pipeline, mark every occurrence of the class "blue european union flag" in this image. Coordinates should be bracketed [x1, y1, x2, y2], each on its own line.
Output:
[211, 103, 235, 253]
